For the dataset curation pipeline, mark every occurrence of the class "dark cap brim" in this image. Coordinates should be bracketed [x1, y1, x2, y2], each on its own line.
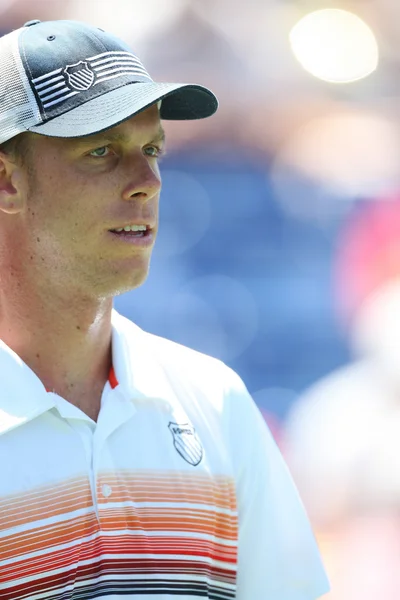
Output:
[160, 85, 218, 120]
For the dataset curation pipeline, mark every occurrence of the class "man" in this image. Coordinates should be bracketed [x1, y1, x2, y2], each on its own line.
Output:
[0, 19, 329, 600]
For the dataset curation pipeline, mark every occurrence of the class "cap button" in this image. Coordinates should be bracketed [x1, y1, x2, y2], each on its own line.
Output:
[24, 19, 41, 27]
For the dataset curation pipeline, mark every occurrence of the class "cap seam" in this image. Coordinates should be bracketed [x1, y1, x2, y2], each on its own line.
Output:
[19, 29, 34, 82]
[83, 28, 110, 55]
[19, 27, 45, 123]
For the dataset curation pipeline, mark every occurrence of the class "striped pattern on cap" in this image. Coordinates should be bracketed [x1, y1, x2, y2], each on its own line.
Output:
[32, 51, 152, 109]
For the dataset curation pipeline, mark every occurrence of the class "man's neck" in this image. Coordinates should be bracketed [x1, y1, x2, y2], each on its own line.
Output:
[0, 291, 114, 420]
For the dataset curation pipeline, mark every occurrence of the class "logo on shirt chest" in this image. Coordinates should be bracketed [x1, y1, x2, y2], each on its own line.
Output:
[168, 422, 203, 466]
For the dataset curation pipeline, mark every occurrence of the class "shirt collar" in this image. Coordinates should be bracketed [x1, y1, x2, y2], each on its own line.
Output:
[0, 310, 182, 436]
[111, 309, 181, 409]
[0, 339, 55, 435]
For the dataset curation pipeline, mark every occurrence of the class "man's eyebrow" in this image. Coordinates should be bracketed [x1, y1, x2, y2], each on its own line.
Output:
[77, 126, 166, 146]
[152, 127, 166, 143]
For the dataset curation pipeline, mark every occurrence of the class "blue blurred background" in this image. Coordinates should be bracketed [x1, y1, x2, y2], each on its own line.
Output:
[115, 148, 348, 421]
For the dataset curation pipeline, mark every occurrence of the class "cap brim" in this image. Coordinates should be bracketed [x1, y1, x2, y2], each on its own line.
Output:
[28, 81, 218, 138]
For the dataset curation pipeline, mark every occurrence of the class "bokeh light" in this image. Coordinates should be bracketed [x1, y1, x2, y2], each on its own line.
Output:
[271, 110, 400, 208]
[156, 170, 212, 257]
[290, 9, 379, 83]
[163, 275, 259, 362]
[67, 0, 188, 44]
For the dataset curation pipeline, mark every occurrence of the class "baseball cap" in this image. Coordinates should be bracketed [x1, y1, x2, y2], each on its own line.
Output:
[0, 19, 218, 144]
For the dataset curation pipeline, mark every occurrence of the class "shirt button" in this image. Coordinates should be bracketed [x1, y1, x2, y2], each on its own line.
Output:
[102, 484, 112, 498]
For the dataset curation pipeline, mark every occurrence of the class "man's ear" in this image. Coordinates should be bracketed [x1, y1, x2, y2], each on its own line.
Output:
[0, 155, 25, 215]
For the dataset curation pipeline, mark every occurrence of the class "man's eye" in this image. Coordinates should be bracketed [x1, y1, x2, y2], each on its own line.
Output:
[89, 146, 111, 158]
[144, 145, 163, 158]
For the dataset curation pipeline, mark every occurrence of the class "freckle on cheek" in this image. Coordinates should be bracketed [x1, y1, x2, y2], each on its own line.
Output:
[36, 237, 40, 242]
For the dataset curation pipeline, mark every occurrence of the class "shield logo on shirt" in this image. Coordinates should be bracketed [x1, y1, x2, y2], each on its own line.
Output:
[64, 61, 95, 91]
[168, 422, 203, 466]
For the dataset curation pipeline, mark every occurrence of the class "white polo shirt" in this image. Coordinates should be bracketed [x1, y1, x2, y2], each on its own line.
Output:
[0, 310, 329, 600]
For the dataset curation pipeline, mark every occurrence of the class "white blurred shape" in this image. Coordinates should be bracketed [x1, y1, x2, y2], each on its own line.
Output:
[272, 111, 400, 216]
[290, 9, 379, 83]
[285, 278, 400, 525]
[156, 170, 211, 257]
[351, 278, 400, 386]
[284, 359, 400, 525]
[67, 0, 188, 46]
[164, 275, 258, 361]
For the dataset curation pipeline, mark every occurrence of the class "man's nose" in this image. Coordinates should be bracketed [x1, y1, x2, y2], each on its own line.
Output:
[121, 156, 161, 202]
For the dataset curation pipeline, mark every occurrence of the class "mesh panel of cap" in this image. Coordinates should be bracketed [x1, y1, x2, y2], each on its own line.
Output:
[0, 28, 41, 144]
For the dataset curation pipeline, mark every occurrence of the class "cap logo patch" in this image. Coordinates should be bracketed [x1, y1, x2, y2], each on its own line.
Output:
[64, 61, 95, 91]
[31, 51, 153, 112]
[168, 422, 204, 466]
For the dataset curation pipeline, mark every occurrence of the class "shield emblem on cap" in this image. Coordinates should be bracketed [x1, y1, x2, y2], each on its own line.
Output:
[64, 61, 95, 91]
[168, 422, 203, 466]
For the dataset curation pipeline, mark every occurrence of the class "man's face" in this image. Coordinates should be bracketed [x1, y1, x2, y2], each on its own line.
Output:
[10, 104, 164, 298]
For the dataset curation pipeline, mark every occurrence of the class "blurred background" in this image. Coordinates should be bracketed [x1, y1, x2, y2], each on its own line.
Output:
[4, 0, 400, 597]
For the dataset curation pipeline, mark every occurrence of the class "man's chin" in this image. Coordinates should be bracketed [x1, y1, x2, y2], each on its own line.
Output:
[112, 268, 151, 297]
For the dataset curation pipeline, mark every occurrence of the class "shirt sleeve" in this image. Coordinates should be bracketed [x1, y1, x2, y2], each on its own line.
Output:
[224, 368, 330, 600]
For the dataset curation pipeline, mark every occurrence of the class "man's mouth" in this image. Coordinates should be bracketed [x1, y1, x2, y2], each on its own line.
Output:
[109, 224, 151, 237]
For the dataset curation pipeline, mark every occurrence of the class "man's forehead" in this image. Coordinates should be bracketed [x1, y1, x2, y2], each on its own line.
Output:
[73, 108, 165, 146]
[87, 126, 165, 145]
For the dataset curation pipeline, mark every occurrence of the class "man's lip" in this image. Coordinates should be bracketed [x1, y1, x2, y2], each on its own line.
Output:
[108, 222, 155, 231]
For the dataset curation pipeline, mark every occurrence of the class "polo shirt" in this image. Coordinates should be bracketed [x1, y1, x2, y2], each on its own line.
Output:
[0, 309, 330, 600]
